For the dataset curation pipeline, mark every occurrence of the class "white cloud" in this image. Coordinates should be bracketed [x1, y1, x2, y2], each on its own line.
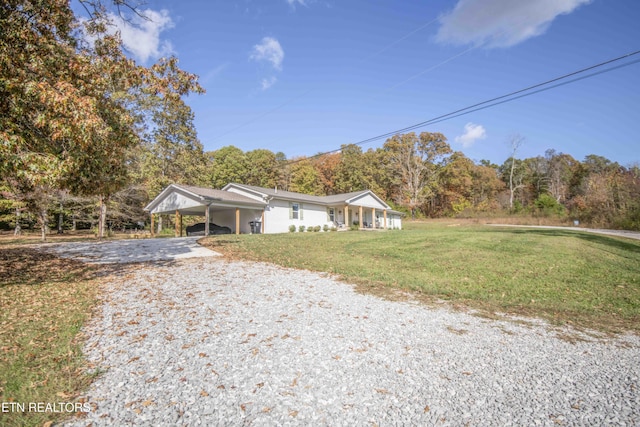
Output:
[250, 37, 284, 70]
[90, 9, 175, 63]
[260, 76, 278, 91]
[286, 0, 308, 7]
[455, 123, 487, 147]
[436, 0, 591, 48]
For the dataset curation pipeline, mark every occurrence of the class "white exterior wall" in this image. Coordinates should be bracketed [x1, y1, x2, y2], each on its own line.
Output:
[210, 208, 264, 234]
[152, 192, 201, 214]
[388, 214, 402, 229]
[349, 193, 387, 209]
[264, 199, 333, 233]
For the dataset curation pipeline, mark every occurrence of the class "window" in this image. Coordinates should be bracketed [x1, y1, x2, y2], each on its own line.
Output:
[292, 203, 299, 219]
[328, 207, 335, 222]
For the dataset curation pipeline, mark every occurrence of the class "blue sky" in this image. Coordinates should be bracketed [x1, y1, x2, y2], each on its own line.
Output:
[98, 0, 639, 166]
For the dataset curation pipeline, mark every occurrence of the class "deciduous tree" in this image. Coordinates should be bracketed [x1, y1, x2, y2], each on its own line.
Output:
[383, 132, 452, 218]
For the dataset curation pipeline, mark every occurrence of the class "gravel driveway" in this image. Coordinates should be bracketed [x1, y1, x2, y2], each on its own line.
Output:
[40, 236, 220, 264]
[56, 238, 639, 426]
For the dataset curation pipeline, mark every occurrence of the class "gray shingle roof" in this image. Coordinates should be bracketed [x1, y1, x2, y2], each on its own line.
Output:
[225, 183, 388, 207]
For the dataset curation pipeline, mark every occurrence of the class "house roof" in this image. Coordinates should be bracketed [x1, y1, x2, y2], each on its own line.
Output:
[144, 183, 265, 214]
[223, 183, 391, 209]
[146, 182, 398, 216]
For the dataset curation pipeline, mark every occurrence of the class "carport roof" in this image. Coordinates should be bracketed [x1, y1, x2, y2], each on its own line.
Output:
[145, 184, 266, 215]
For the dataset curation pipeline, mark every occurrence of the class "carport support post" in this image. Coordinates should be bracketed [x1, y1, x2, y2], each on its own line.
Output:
[383, 210, 387, 229]
[359, 206, 363, 229]
[175, 210, 181, 237]
[261, 210, 265, 234]
[235, 208, 240, 235]
[204, 205, 210, 236]
[372, 208, 376, 228]
[150, 214, 155, 237]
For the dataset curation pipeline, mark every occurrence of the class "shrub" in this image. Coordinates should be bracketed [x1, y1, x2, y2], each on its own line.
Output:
[330, 226, 337, 232]
[535, 193, 566, 217]
[313, 225, 321, 232]
[298, 225, 306, 233]
[323, 224, 329, 232]
[289, 224, 296, 233]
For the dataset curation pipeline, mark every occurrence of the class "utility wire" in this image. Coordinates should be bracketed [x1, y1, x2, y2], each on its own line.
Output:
[283, 49, 640, 166]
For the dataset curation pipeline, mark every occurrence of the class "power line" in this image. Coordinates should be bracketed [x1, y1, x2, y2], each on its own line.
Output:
[283, 49, 640, 166]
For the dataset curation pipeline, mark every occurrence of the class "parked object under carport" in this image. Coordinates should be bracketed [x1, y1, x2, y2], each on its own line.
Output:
[249, 221, 261, 234]
[186, 223, 233, 236]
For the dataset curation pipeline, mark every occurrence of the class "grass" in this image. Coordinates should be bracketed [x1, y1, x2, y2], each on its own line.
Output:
[0, 247, 99, 427]
[202, 221, 640, 334]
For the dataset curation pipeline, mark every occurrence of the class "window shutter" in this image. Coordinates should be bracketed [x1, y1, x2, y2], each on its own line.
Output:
[327, 208, 330, 222]
[300, 203, 304, 220]
[289, 203, 293, 219]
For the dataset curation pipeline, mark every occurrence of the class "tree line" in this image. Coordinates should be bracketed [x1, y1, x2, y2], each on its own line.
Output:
[195, 136, 640, 231]
[2, 2, 639, 239]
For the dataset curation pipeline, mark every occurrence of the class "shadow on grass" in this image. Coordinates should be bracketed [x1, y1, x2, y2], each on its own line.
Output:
[0, 247, 186, 289]
[484, 228, 640, 254]
[0, 248, 96, 288]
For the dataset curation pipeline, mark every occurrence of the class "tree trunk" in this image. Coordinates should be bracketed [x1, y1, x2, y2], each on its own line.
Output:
[14, 208, 21, 236]
[509, 157, 516, 210]
[98, 196, 107, 239]
[39, 207, 48, 242]
[508, 135, 524, 211]
[57, 202, 64, 234]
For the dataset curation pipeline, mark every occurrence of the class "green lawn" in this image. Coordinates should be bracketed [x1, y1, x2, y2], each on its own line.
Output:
[203, 222, 640, 333]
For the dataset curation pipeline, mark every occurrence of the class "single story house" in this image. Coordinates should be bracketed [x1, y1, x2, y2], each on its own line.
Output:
[144, 183, 403, 235]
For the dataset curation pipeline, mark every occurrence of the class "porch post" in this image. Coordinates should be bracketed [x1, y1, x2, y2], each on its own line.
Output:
[372, 208, 376, 228]
[344, 205, 349, 228]
[261, 210, 265, 234]
[179, 211, 183, 237]
[383, 210, 387, 229]
[358, 206, 363, 229]
[204, 205, 210, 236]
[150, 213, 155, 237]
[175, 210, 180, 237]
[235, 208, 240, 235]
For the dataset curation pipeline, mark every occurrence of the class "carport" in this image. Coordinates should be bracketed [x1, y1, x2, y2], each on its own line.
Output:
[144, 184, 267, 236]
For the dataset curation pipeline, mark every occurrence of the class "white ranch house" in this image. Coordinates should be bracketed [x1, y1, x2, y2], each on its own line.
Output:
[145, 183, 403, 235]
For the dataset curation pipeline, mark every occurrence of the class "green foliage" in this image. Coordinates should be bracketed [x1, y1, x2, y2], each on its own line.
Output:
[323, 224, 329, 232]
[534, 193, 566, 216]
[289, 224, 296, 233]
[313, 225, 321, 232]
[206, 146, 248, 188]
[289, 159, 324, 195]
[245, 149, 279, 188]
[298, 225, 305, 233]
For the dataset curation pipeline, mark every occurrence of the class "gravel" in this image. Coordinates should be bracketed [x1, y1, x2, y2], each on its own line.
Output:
[65, 257, 639, 426]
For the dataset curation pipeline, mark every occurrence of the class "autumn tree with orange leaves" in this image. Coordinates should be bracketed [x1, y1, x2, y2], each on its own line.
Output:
[0, 0, 203, 239]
